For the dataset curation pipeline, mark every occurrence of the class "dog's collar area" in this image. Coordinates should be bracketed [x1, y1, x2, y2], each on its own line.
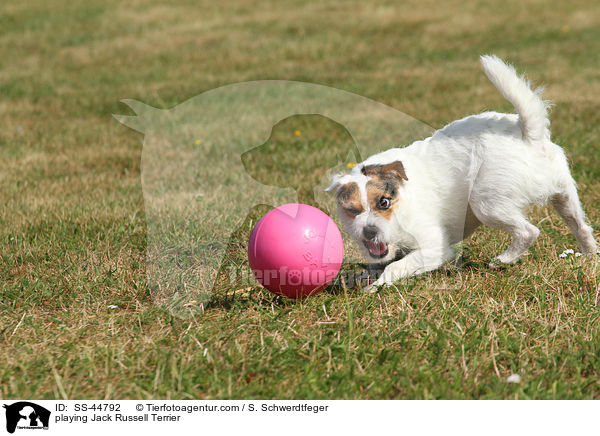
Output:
[395, 247, 412, 260]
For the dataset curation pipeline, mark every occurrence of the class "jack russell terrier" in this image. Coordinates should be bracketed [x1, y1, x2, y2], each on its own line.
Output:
[326, 55, 597, 291]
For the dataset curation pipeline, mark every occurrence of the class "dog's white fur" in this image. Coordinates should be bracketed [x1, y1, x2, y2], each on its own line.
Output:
[327, 55, 597, 291]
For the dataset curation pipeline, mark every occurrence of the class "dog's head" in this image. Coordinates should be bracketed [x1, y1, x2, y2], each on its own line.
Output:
[326, 160, 413, 264]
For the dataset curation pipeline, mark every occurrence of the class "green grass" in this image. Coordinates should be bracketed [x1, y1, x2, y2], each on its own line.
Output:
[1, 0, 600, 399]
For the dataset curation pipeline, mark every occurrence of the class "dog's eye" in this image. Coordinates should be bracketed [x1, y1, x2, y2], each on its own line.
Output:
[378, 197, 391, 210]
[345, 207, 362, 216]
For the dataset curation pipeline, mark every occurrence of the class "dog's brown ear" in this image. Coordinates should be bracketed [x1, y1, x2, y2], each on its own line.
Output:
[382, 161, 408, 181]
[362, 160, 408, 181]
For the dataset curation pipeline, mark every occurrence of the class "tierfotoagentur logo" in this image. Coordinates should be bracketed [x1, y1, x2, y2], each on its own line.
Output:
[2, 402, 50, 434]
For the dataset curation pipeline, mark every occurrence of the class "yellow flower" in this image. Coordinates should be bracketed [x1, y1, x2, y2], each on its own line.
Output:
[346, 162, 357, 168]
[294, 130, 301, 136]
[194, 139, 202, 145]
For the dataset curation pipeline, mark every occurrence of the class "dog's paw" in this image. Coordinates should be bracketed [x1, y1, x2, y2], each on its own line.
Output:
[490, 252, 525, 268]
[362, 279, 384, 293]
[488, 260, 500, 269]
[362, 283, 378, 293]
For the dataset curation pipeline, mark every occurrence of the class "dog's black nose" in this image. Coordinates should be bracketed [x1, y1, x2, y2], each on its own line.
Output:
[363, 225, 378, 240]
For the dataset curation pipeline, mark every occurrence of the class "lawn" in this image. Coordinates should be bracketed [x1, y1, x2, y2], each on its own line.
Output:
[1, 0, 600, 399]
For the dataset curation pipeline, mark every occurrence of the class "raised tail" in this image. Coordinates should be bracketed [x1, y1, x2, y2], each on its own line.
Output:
[480, 55, 551, 144]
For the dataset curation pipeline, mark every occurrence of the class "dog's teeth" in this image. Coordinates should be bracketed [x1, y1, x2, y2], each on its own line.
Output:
[367, 241, 386, 255]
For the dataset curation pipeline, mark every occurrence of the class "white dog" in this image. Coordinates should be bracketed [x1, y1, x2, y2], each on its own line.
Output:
[326, 55, 597, 291]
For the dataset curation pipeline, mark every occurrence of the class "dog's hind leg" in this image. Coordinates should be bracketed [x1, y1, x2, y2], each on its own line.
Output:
[470, 203, 540, 266]
[492, 220, 540, 266]
[551, 183, 597, 254]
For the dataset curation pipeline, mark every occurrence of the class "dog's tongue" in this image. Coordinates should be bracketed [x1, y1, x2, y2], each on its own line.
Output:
[368, 241, 387, 255]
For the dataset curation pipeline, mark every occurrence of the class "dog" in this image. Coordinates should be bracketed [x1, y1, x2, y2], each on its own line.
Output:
[326, 55, 597, 291]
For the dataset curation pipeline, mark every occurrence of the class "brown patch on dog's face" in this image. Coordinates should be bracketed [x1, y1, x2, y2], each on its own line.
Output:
[361, 161, 408, 181]
[362, 161, 407, 220]
[336, 182, 364, 219]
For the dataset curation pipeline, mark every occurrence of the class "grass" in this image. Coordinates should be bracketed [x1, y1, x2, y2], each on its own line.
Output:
[1, 0, 600, 399]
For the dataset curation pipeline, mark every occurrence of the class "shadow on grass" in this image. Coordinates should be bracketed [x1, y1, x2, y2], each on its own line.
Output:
[204, 262, 367, 311]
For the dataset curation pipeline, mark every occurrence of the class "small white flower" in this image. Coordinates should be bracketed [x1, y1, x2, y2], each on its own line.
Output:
[565, 249, 574, 254]
[107, 305, 119, 309]
[559, 253, 568, 258]
[575, 252, 582, 257]
[506, 374, 521, 384]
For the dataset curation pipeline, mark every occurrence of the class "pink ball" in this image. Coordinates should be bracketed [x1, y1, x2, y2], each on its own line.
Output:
[248, 203, 344, 299]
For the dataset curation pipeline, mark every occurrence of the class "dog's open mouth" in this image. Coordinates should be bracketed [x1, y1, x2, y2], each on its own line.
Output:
[364, 240, 389, 258]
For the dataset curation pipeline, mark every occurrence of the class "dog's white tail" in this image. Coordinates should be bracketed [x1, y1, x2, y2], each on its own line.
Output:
[481, 55, 551, 144]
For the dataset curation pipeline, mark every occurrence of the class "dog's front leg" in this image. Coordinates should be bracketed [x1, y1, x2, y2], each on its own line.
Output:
[363, 231, 454, 292]
[363, 249, 448, 292]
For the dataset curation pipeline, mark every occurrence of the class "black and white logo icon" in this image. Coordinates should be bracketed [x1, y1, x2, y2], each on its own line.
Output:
[2, 402, 50, 434]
